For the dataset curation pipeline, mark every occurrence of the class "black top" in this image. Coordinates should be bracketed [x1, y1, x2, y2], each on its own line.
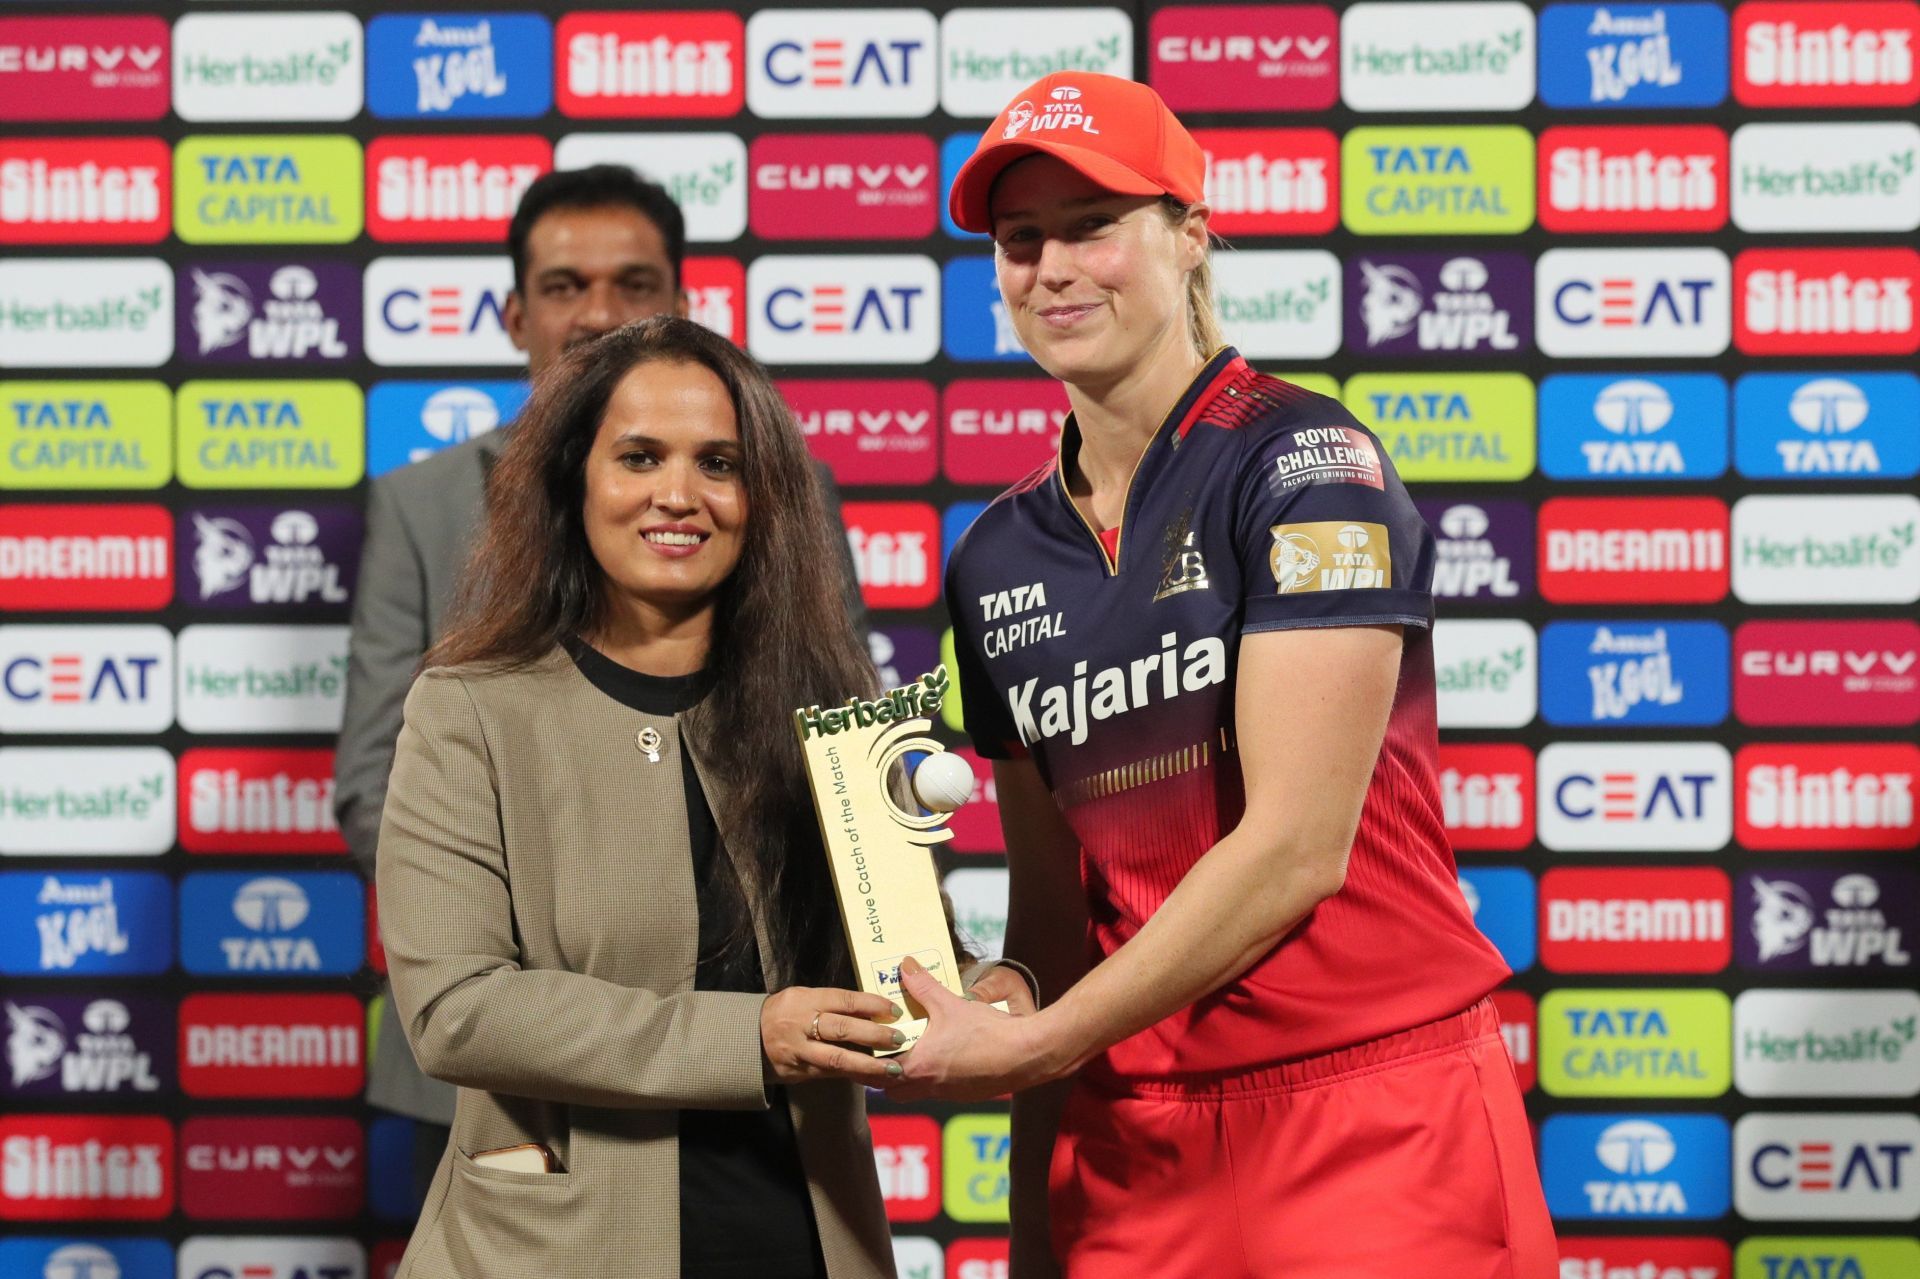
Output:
[566, 640, 827, 1279]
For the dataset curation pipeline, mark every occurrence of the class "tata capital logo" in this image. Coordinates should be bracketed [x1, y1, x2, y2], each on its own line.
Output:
[1733, 619, 1920, 728]
[0, 137, 168, 244]
[938, 8, 1133, 117]
[0, 1113, 174, 1220]
[1730, 494, 1920, 606]
[175, 136, 364, 245]
[778, 379, 935, 487]
[1540, 867, 1732, 974]
[1345, 372, 1533, 482]
[1537, 741, 1732, 852]
[1538, 989, 1731, 1098]
[747, 9, 935, 118]
[184, 261, 358, 364]
[172, 12, 362, 122]
[747, 256, 938, 365]
[1340, 1, 1535, 112]
[366, 13, 554, 119]
[1538, 3, 1731, 108]
[184, 506, 358, 609]
[1736, 743, 1920, 851]
[1735, 2, 1920, 107]
[1539, 621, 1729, 728]
[178, 870, 363, 976]
[0, 746, 175, 857]
[1541, 1113, 1730, 1219]
[1735, 989, 1920, 1099]
[1147, 4, 1339, 111]
[0, 16, 169, 121]
[1732, 122, 1920, 234]
[1342, 126, 1535, 234]
[872, 1115, 940, 1222]
[1538, 372, 1729, 481]
[179, 747, 343, 854]
[943, 1113, 1011, 1222]
[0, 872, 172, 978]
[0, 625, 173, 735]
[0, 504, 171, 612]
[1538, 125, 1728, 233]
[1538, 496, 1729, 605]
[0, 258, 174, 369]
[3, 996, 166, 1097]
[1739, 870, 1914, 972]
[1735, 248, 1920, 356]
[557, 11, 744, 118]
[175, 381, 364, 490]
[1349, 253, 1529, 355]
[368, 135, 551, 242]
[0, 382, 171, 491]
[1537, 248, 1731, 357]
[1436, 743, 1533, 850]
[365, 256, 521, 367]
[749, 133, 934, 241]
[1195, 128, 1339, 237]
[180, 1115, 363, 1221]
[1736, 1113, 1920, 1220]
[1431, 618, 1535, 730]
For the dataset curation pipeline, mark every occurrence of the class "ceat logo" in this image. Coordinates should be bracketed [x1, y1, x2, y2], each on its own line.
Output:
[1437, 742, 1533, 851]
[1538, 125, 1728, 233]
[1735, 2, 1920, 107]
[1541, 867, 1733, 974]
[871, 1114, 940, 1222]
[747, 9, 935, 118]
[180, 1115, 363, 1220]
[942, 379, 1066, 486]
[177, 1236, 368, 1279]
[0, 137, 168, 245]
[1734, 619, 1920, 727]
[1736, 742, 1920, 851]
[366, 135, 551, 243]
[779, 379, 935, 486]
[1148, 4, 1339, 111]
[1193, 127, 1339, 237]
[1538, 497, 1728, 605]
[1735, 247, 1920, 356]
[1555, 1237, 1731, 1279]
[1537, 741, 1733, 853]
[1738, 869, 1915, 972]
[555, 11, 745, 118]
[1536, 247, 1731, 357]
[842, 502, 939, 610]
[179, 747, 344, 854]
[179, 992, 363, 1099]
[0, 17, 168, 121]
[747, 255, 938, 365]
[1736, 1113, 1920, 1221]
[0, 625, 173, 735]
[1491, 990, 1536, 1091]
[0, 504, 171, 611]
[750, 133, 935, 241]
[0, 1113, 173, 1220]
[364, 256, 521, 367]
[683, 254, 747, 347]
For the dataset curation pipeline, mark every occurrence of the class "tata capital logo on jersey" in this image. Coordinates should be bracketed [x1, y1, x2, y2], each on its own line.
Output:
[1540, 621, 1729, 728]
[368, 135, 550, 242]
[172, 12, 362, 123]
[941, 379, 1066, 486]
[750, 133, 934, 241]
[1537, 247, 1731, 357]
[0, 872, 172, 978]
[1341, 126, 1535, 234]
[1735, 988, 1920, 1099]
[182, 505, 359, 610]
[0, 504, 171, 611]
[0, 259, 174, 370]
[0, 1113, 173, 1221]
[1538, 3, 1731, 109]
[1737, 1113, 1920, 1221]
[3, 996, 167, 1098]
[1538, 497, 1728, 605]
[1340, 1, 1535, 112]
[367, 13, 554, 119]
[748, 9, 935, 118]
[0, 625, 173, 735]
[1736, 372, 1920, 481]
[872, 1115, 940, 1222]
[1539, 373, 1729, 481]
[1541, 1113, 1730, 1219]
[556, 11, 744, 118]
[748, 255, 938, 365]
[1538, 125, 1728, 233]
[365, 379, 527, 476]
[365, 256, 520, 367]
[1734, 620, 1920, 727]
[780, 379, 935, 486]
[0, 746, 175, 857]
[1732, 122, 1920, 234]
[842, 502, 939, 611]
[1731, 494, 1920, 606]
[177, 1237, 368, 1279]
[178, 871, 363, 977]
[1538, 741, 1732, 852]
[1194, 128, 1338, 237]
[175, 136, 364, 245]
[938, 7, 1133, 117]
[1148, 4, 1338, 111]
[1539, 989, 1731, 1098]
[1432, 618, 1536, 730]
[1735, 248, 1920, 356]
[1347, 253, 1530, 356]
[0, 137, 168, 245]
[179, 993, 362, 1099]
[1734, 2, 1920, 107]
[1739, 869, 1915, 973]
[179, 748, 344, 855]
[182, 261, 359, 365]
[181, 1115, 362, 1220]
[1736, 743, 1920, 852]
[1417, 499, 1532, 601]
[1542, 867, 1732, 974]
[1344, 373, 1533, 482]
[0, 17, 168, 121]
[1437, 743, 1532, 851]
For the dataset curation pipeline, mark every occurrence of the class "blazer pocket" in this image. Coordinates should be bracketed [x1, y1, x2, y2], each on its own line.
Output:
[454, 1148, 576, 1188]
[445, 1149, 582, 1278]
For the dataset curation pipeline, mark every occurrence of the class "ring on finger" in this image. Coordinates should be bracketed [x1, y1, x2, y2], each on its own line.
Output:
[806, 1011, 824, 1042]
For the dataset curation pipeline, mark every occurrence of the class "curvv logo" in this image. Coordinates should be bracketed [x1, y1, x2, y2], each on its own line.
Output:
[180, 1116, 363, 1221]
[779, 379, 936, 487]
[0, 747, 174, 857]
[1734, 247, 1920, 357]
[748, 255, 938, 365]
[1734, 372, 1920, 482]
[0, 872, 172, 978]
[179, 993, 363, 1099]
[559, 132, 748, 243]
[1346, 253, 1529, 356]
[1417, 499, 1532, 600]
[1539, 3, 1730, 108]
[747, 9, 935, 118]
[365, 256, 520, 367]
[1148, 4, 1338, 111]
[1538, 372, 1728, 481]
[1538, 741, 1732, 853]
[749, 133, 933, 242]
[1537, 247, 1731, 357]
[1341, 2, 1534, 111]
[1731, 494, 1920, 605]
[1732, 122, 1920, 233]
[367, 135, 550, 243]
[0, 16, 169, 122]
[175, 381, 364, 490]
[1538, 497, 1729, 605]
[1737, 1113, 1920, 1221]
[0, 258, 173, 370]
[1734, 619, 1920, 728]
[1537, 124, 1728, 233]
[1344, 373, 1533, 482]
[1736, 743, 1920, 852]
[182, 505, 359, 610]
[1211, 249, 1341, 360]
[843, 502, 940, 611]
[1341, 126, 1534, 235]
[1540, 621, 1729, 728]
[556, 11, 744, 119]
[172, 13, 362, 122]
[1194, 127, 1339, 237]
[1734, 2, 1920, 107]
[0, 625, 173, 734]
[942, 378, 1067, 486]
[1541, 867, 1732, 975]
[178, 871, 364, 977]
[939, 7, 1132, 117]
[182, 261, 359, 365]
[174, 135, 364, 246]
[0, 503, 171, 611]
[3, 996, 167, 1097]
[1541, 1113, 1730, 1220]
[1431, 618, 1535, 729]
[0, 1113, 173, 1221]
[178, 748, 344, 855]
[367, 13, 554, 119]
[1436, 743, 1533, 851]
[1539, 989, 1731, 1099]
[0, 137, 168, 245]
[365, 379, 526, 476]
[176, 1236, 368, 1279]
[1736, 989, 1920, 1099]
[175, 625, 349, 734]
[1739, 869, 1915, 973]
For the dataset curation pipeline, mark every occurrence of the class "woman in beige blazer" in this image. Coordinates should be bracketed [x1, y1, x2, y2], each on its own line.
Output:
[377, 316, 1028, 1279]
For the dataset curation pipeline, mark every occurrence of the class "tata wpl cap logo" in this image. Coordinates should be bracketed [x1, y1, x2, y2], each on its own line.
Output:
[0, 995, 171, 1098]
[178, 260, 360, 367]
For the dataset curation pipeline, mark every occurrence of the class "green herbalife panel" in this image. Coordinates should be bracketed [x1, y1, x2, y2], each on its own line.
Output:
[1541, 988, 1732, 1098]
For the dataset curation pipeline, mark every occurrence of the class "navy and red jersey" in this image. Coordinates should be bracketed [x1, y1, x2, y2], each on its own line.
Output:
[945, 347, 1509, 1083]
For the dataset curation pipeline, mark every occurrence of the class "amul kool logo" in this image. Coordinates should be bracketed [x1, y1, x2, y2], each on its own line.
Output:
[0, 871, 172, 977]
[1148, 4, 1339, 111]
[0, 16, 169, 121]
[1736, 742, 1920, 852]
[0, 137, 168, 245]
[179, 994, 363, 1099]
[558, 132, 747, 243]
[172, 12, 362, 122]
[1733, 372, 1920, 482]
[180, 261, 360, 366]
[1734, 2, 1920, 107]
[1539, 988, 1731, 1098]
[1540, 1113, 1730, 1220]
[0, 504, 171, 611]
[1736, 1113, 1920, 1221]
[1346, 252, 1529, 356]
[1340, 2, 1534, 111]
[175, 135, 364, 245]
[0, 625, 173, 734]
[1537, 247, 1731, 357]
[1732, 122, 1920, 233]
[941, 379, 1066, 486]
[367, 135, 551, 243]
[1540, 620, 1729, 728]
[749, 133, 934, 241]
[748, 255, 939, 365]
[1538, 741, 1732, 853]
[365, 379, 526, 476]
[1538, 372, 1728, 481]
[1738, 869, 1915, 973]
[367, 13, 553, 119]
[1537, 124, 1728, 233]
[1431, 618, 1535, 729]
[938, 7, 1132, 117]
[177, 871, 364, 977]
[1194, 128, 1339, 237]
[0, 747, 174, 857]
[1733, 619, 1920, 727]
[2, 996, 169, 1097]
[1436, 743, 1533, 850]
[1541, 867, 1732, 974]
[180, 505, 359, 610]
[1344, 373, 1533, 481]
[180, 1115, 363, 1221]
[1735, 989, 1920, 1098]
[0, 259, 173, 370]
[1416, 499, 1533, 601]
[1734, 247, 1920, 356]
[779, 380, 936, 487]
[747, 9, 936, 118]
[0, 1114, 173, 1221]
[175, 625, 349, 735]
[1538, 3, 1730, 108]
[178, 748, 344, 855]
[1730, 494, 1920, 605]
[1342, 126, 1534, 235]
[1538, 497, 1728, 605]
[365, 256, 520, 367]
[556, 11, 744, 119]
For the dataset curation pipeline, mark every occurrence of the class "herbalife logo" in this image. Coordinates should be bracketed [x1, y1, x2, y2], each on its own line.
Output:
[4, 285, 165, 339]
[181, 39, 356, 88]
[1741, 522, 1916, 571]
[1437, 646, 1528, 694]
[796, 667, 947, 740]
[663, 161, 738, 213]
[948, 35, 1125, 85]
[1221, 277, 1330, 326]
[1349, 29, 1526, 77]
[1741, 149, 1916, 199]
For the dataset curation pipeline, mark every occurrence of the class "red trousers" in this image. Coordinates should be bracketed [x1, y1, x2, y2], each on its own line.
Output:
[1048, 998, 1557, 1278]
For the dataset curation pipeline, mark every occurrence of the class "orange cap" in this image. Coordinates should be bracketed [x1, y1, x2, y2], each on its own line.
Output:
[948, 72, 1205, 235]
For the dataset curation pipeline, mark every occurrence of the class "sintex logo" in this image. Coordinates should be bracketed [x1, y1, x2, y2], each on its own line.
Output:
[1734, 247, 1920, 356]
[1734, 2, 1920, 107]
[1194, 128, 1339, 237]
[1537, 125, 1728, 233]
[0, 137, 168, 245]
[367, 134, 551, 243]
[557, 11, 745, 118]
[178, 747, 343, 854]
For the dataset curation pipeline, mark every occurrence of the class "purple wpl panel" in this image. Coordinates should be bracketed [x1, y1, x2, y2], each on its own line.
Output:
[1415, 498, 1535, 603]
[175, 504, 361, 610]
[1737, 868, 1916, 974]
[175, 259, 361, 365]
[1345, 252, 1533, 358]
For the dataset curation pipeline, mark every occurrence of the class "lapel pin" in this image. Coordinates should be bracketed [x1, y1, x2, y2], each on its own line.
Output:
[636, 726, 662, 764]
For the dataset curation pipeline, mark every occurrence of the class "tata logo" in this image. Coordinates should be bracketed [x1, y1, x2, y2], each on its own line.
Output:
[365, 378, 526, 476]
[367, 135, 551, 242]
[0, 1237, 173, 1278]
[0, 16, 169, 121]
[0, 1113, 173, 1220]
[842, 501, 939, 611]
[179, 993, 363, 1099]
[1735, 247, 1920, 356]
[938, 8, 1133, 117]
[2, 996, 167, 1097]
[1341, 126, 1534, 234]
[1457, 866, 1535, 972]
[747, 255, 938, 365]
[747, 9, 936, 118]
[1538, 3, 1731, 108]
[1540, 621, 1729, 728]
[1431, 618, 1536, 729]
[0, 624, 172, 734]
[779, 378, 935, 486]
[178, 870, 363, 977]
[1734, 988, 1920, 1099]
[182, 505, 359, 610]
[1736, 743, 1920, 851]
[1537, 741, 1732, 852]
[0, 870, 172, 977]
[1148, 4, 1339, 111]
[1734, 619, 1920, 727]
[0, 745, 175, 857]
[1541, 1113, 1730, 1219]
[367, 13, 553, 119]
[1194, 127, 1338, 236]
[0, 137, 168, 245]
[0, 257, 174, 369]
[1541, 866, 1732, 974]
[1734, 2, 1920, 107]
[1417, 499, 1533, 600]
[1737, 1113, 1920, 1220]
[1348, 252, 1530, 356]
[1539, 372, 1728, 480]
[179, 747, 344, 854]
[1537, 247, 1731, 357]
[1730, 494, 1920, 606]
[1735, 372, 1920, 481]
[365, 256, 521, 367]
[750, 133, 934, 241]
[1436, 743, 1533, 850]
[175, 135, 364, 245]
[1340, 1, 1535, 112]
[1537, 496, 1729, 604]
[183, 261, 359, 365]
[179, 1115, 364, 1221]
[0, 503, 172, 611]
[872, 1114, 940, 1222]
[942, 378, 1066, 486]
[1540, 989, 1731, 1099]
[1732, 121, 1920, 234]
[171, 12, 362, 123]
[556, 11, 744, 118]
[1344, 372, 1533, 482]
[1738, 870, 1916, 972]
[1538, 124, 1728, 233]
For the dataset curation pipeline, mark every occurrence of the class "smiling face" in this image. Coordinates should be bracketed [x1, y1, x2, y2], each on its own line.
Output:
[506, 204, 687, 377]
[989, 154, 1208, 392]
[582, 359, 746, 623]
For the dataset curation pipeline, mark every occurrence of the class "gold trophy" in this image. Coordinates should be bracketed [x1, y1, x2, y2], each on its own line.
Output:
[793, 666, 981, 1052]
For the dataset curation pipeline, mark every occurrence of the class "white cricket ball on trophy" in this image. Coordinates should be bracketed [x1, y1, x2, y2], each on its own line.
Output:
[911, 751, 975, 813]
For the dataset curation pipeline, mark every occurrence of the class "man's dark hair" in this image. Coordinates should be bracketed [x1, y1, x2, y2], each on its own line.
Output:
[507, 164, 687, 294]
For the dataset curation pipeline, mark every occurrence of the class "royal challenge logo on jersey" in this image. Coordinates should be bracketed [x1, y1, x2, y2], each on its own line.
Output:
[1541, 1114, 1730, 1220]
[0, 137, 168, 246]
[1537, 124, 1728, 233]
[367, 13, 553, 119]
[365, 379, 526, 476]
[0, 1114, 173, 1221]
[174, 625, 348, 735]
[1432, 618, 1536, 729]
[558, 132, 747, 243]
[1538, 741, 1732, 852]
[748, 255, 938, 365]
[180, 261, 359, 366]
[175, 381, 363, 490]
[174, 135, 363, 246]
[172, 12, 361, 122]
[0, 1238, 172, 1279]
[179, 748, 342, 856]
[1437, 743, 1534, 851]
[938, 7, 1132, 117]
[1735, 247, 1920, 357]
[3, 996, 168, 1098]
[1732, 122, 1920, 234]
[1540, 867, 1732, 974]
[0, 16, 169, 121]
[0, 625, 172, 735]
[0, 871, 171, 978]
[1734, 619, 1920, 728]
[367, 135, 550, 244]
[364, 256, 520, 367]
[1194, 127, 1339, 237]
[1537, 247, 1731, 357]
[1737, 1113, 1920, 1221]
[1344, 373, 1533, 482]
[1731, 494, 1920, 606]
[1736, 743, 1920, 852]
[1735, 372, 1920, 482]
[1739, 869, 1915, 973]
[1147, 4, 1339, 111]
[177, 1236, 368, 1279]
[749, 132, 933, 241]
[1539, 989, 1731, 1098]
[1735, 989, 1920, 1099]
[0, 746, 174, 857]
[1540, 621, 1729, 728]
[556, 11, 744, 119]
[1346, 253, 1530, 356]
[1734, 2, 1920, 107]
[180, 1116, 363, 1221]
[1538, 3, 1730, 108]
[1340, 2, 1534, 112]
[179, 993, 362, 1099]
[1538, 496, 1729, 604]
[1538, 373, 1728, 481]
[0, 503, 171, 611]
[941, 378, 1066, 486]
[1342, 126, 1534, 235]
[747, 9, 936, 118]
[943, 256, 1030, 364]
[178, 871, 362, 978]
[1211, 249, 1341, 360]
[1416, 500, 1532, 601]
[779, 379, 936, 487]
[180, 506, 358, 611]
[0, 381, 171, 490]
[0, 258, 172, 369]
[1457, 867, 1535, 972]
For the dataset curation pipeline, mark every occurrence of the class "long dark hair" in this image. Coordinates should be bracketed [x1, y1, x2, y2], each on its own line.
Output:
[431, 315, 871, 986]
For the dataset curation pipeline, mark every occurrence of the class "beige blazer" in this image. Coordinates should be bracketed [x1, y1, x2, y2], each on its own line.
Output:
[377, 648, 895, 1279]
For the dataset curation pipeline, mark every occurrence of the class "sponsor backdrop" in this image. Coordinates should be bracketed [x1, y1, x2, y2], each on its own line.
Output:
[1, 0, 1917, 1275]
